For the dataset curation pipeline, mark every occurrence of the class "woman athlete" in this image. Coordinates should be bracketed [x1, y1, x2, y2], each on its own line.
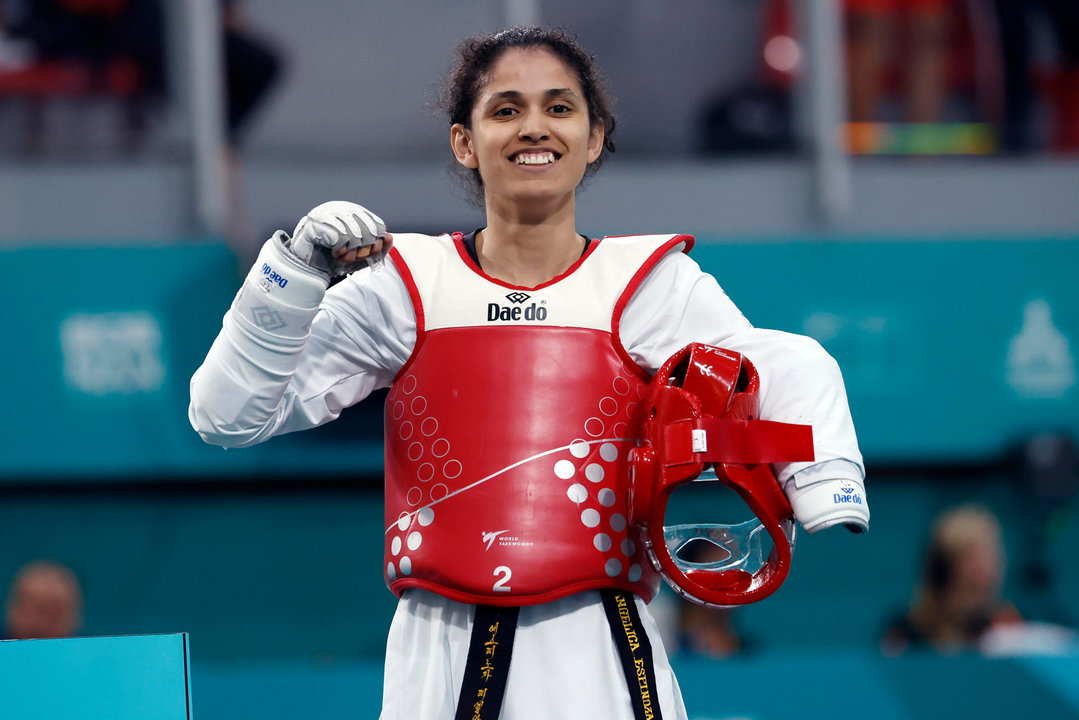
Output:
[190, 26, 868, 719]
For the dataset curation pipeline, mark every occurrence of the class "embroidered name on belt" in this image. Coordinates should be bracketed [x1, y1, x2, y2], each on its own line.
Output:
[602, 590, 663, 720]
[455, 605, 520, 720]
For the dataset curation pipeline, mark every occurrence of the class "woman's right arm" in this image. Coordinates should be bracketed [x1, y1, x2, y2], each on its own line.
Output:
[189, 205, 414, 448]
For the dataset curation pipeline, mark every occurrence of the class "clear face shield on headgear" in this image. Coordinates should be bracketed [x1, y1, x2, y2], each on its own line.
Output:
[628, 343, 815, 607]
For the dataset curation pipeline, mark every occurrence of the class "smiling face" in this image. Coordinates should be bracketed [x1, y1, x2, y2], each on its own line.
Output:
[450, 47, 605, 213]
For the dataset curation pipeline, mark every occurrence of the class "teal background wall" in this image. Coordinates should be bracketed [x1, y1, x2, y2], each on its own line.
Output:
[693, 236, 1079, 463]
[0, 242, 384, 479]
[2, 236, 1076, 718]
[2, 475, 1076, 662]
[1, 236, 1076, 478]
[186, 651, 1079, 720]
[6, 637, 1076, 720]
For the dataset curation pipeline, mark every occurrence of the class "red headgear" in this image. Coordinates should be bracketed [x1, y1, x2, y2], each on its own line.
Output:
[628, 343, 815, 606]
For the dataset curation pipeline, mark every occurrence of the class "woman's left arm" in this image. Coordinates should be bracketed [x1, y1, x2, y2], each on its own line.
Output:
[621, 251, 869, 534]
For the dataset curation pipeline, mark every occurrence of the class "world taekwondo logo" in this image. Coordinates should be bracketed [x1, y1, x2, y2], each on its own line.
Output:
[482, 530, 509, 551]
[481, 530, 534, 550]
[487, 291, 548, 322]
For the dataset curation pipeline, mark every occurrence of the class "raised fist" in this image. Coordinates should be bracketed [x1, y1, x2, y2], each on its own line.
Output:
[287, 201, 390, 277]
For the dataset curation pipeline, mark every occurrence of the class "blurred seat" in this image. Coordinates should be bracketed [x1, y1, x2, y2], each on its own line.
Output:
[759, 0, 1002, 122]
[0, 57, 139, 97]
[0, 56, 147, 155]
[0, 0, 151, 155]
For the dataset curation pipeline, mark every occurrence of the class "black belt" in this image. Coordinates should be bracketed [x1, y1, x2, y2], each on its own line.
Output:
[601, 589, 665, 720]
[454, 592, 664, 720]
[454, 604, 520, 720]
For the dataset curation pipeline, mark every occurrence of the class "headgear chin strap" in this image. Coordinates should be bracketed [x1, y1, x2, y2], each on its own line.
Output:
[628, 343, 815, 606]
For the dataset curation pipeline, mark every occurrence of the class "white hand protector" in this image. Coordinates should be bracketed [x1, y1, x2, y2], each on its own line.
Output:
[781, 460, 869, 534]
[225, 230, 333, 346]
[287, 201, 388, 277]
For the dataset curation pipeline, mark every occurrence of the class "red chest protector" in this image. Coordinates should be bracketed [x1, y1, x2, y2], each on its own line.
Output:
[382, 231, 693, 606]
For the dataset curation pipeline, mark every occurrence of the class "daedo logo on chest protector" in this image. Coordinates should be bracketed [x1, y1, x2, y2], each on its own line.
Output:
[487, 292, 549, 322]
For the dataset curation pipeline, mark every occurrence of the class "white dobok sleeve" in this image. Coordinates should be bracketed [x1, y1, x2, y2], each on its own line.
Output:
[189, 252, 416, 449]
[621, 250, 868, 533]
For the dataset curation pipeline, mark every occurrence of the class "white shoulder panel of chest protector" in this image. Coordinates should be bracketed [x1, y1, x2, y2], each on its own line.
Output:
[391, 233, 686, 332]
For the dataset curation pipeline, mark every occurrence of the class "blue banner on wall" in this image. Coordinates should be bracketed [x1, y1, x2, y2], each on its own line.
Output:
[0, 242, 384, 479]
[692, 236, 1078, 462]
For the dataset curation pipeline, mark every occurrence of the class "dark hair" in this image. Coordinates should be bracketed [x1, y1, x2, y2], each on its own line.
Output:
[440, 26, 617, 201]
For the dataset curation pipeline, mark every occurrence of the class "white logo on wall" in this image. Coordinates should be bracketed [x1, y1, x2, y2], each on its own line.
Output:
[60, 312, 166, 395]
[1007, 299, 1075, 399]
[802, 310, 899, 392]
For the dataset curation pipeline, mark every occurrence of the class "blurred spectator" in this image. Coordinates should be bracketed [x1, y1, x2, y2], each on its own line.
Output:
[219, 0, 282, 150]
[1008, 432, 1078, 633]
[671, 541, 754, 659]
[3, 560, 83, 640]
[880, 504, 1021, 655]
[846, 0, 950, 123]
[676, 602, 749, 660]
[696, 0, 797, 156]
[217, 0, 285, 260]
[0, 2, 33, 69]
[991, 0, 1079, 152]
